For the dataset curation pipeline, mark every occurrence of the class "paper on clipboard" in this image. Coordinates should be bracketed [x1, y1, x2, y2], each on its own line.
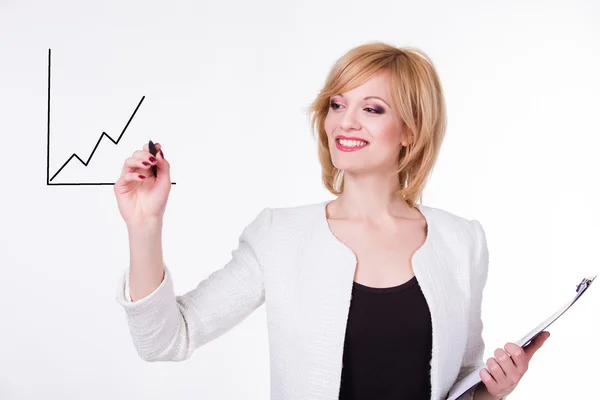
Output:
[446, 275, 596, 400]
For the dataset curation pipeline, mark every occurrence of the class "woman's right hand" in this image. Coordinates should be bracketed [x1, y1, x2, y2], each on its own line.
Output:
[114, 142, 171, 226]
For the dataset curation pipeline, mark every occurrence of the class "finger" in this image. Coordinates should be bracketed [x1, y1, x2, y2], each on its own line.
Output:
[154, 151, 170, 182]
[494, 347, 516, 370]
[480, 368, 500, 394]
[126, 145, 167, 181]
[139, 142, 164, 167]
[130, 150, 159, 177]
[121, 156, 155, 174]
[505, 342, 528, 375]
[495, 347, 520, 387]
[120, 155, 154, 177]
[142, 142, 162, 152]
[487, 357, 509, 389]
[118, 171, 147, 185]
[132, 149, 158, 163]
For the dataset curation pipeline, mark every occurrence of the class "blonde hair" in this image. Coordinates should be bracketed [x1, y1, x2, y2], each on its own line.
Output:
[307, 41, 447, 208]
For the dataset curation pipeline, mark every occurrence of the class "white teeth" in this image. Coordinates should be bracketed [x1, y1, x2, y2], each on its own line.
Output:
[338, 139, 368, 147]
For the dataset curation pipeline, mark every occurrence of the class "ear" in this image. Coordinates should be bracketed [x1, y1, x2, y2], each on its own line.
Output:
[400, 129, 409, 147]
[399, 123, 413, 148]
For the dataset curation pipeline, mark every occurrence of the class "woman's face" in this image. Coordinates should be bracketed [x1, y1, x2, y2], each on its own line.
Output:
[324, 70, 407, 176]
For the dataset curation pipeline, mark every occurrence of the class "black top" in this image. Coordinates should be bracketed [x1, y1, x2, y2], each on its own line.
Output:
[338, 276, 432, 400]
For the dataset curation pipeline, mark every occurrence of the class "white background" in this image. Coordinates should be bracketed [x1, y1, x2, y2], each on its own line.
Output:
[1, 0, 598, 399]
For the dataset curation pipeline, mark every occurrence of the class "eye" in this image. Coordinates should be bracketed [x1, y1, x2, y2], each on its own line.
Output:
[329, 101, 384, 114]
[365, 107, 383, 114]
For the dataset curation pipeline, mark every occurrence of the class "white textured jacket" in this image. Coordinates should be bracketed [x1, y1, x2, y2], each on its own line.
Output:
[115, 200, 498, 400]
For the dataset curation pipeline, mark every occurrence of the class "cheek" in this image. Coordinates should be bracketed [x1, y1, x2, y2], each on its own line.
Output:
[369, 121, 403, 144]
[323, 114, 335, 136]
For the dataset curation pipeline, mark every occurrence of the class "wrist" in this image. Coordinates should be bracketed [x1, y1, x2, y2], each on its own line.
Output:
[126, 218, 163, 250]
[126, 216, 163, 232]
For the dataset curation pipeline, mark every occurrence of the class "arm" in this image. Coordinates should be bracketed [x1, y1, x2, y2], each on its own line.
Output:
[126, 216, 165, 302]
[455, 219, 507, 400]
[114, 207, 272, 362]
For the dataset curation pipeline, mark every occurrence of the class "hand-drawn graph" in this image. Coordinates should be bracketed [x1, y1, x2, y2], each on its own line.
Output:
[46, 49, 175, 185]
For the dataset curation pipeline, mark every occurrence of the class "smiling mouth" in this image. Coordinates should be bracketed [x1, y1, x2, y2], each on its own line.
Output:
[335, 138, 369, 152]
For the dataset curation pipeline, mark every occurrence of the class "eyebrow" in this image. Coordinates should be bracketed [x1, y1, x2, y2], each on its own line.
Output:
[338, 94, 390, 108]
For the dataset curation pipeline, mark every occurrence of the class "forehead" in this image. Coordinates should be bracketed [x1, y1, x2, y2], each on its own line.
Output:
[337, 70, 392, 99]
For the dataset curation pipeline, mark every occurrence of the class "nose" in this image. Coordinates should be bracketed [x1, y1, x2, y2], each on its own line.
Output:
[339, 106, 361, 131]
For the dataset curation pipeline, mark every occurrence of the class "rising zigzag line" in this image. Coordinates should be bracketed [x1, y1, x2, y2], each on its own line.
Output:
[48, 95, 145, 182]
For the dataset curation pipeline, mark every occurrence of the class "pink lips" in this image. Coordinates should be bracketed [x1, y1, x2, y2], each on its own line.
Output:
[335, 135, 369, 152]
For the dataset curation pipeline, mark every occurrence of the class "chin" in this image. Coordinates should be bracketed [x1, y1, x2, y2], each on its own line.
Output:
[331, 162, 366, 174]
[331, 158, 393, 176]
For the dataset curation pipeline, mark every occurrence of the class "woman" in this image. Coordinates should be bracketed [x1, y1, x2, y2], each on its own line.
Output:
[114, 42, 549, 400]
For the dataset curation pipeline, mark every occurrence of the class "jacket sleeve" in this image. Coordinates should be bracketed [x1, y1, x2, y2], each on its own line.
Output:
[114, 207, 272, 362]
[455, 219, 507, 400]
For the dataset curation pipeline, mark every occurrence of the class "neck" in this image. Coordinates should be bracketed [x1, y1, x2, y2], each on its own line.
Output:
[330, 170, 413, 222]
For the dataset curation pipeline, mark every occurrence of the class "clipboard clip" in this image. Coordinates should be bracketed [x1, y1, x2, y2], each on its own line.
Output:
[576, 276, 596, 293]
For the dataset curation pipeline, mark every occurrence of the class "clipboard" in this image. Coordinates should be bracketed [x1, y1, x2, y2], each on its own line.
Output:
[446, 275, 596, 400]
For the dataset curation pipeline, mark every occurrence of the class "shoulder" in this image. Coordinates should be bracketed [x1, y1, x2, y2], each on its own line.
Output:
[270, 200, 325, 216]
[243, 201, 325, 239]
[419, 204, 483, 242]
[419, 204, 487, 275]
[265, 200, 326, 228]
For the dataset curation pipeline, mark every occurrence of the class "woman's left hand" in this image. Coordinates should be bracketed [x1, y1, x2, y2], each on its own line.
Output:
[479, 331, 550, 398]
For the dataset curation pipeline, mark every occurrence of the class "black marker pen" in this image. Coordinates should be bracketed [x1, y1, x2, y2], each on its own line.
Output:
[148, 140, 158, 177]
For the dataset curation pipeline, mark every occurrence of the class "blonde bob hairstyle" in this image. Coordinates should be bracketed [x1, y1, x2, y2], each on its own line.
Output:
[307, 41, 447, 208]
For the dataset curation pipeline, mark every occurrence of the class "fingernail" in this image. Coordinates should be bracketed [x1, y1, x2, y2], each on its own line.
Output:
[139, 175, 146, 180]
[142, 161, 150, 166]
[149, 156, 156, 162]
